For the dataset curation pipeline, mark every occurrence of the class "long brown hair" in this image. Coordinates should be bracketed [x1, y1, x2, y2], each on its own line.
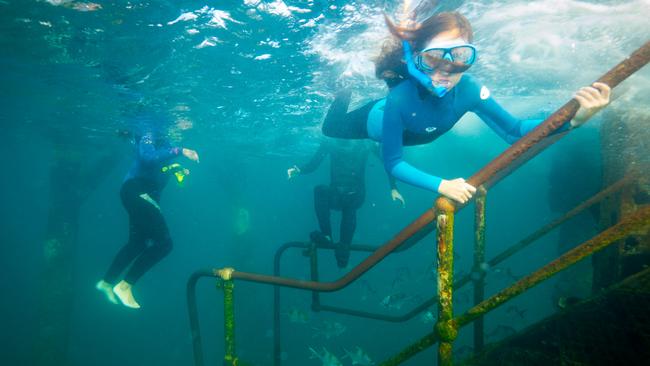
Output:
[375, 12, 474, 87]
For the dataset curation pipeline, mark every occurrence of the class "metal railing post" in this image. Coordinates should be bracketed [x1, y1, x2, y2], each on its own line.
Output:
[309, 242, 321, 310]
[217, 268, 237, 366]
[473, 187, 487, 353]
[435, 198, 458, 366]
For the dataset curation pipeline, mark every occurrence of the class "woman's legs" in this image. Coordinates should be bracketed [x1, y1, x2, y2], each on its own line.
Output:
[321, 89, 376, 139]
[99, 179, 173, 308]
[103, 220, 148, 285]
[122, 208, 173, 285]
[112, 200, 172, 309]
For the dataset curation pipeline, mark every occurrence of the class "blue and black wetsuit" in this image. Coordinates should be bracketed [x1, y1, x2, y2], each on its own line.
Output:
[103, 133, 181, 285]
[298, 137, 396, 267]
[323, 75, 566, 192]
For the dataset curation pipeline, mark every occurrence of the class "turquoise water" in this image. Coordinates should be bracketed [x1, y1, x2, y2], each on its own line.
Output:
[0, 0, 648, 365]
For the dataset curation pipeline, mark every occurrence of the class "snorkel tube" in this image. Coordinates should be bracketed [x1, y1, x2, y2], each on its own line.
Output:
[402, 41, 449, 97]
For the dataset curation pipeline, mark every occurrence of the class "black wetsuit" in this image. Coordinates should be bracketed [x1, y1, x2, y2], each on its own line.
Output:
[298, 138, 395, 267]
[104, 133, 180, 285]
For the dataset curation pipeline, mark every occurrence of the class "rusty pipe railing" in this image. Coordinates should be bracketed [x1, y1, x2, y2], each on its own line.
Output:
[380, 205, 650, 365]
[431, 41, 649, 365]
[267, 178, 630, 366]
[183, 177, 631, 366]
[187, 269, 216, 366]
[272, 241, 386, 366]
[312, 176, 630, 323]
[272, 228, 434, 365]
[231, 211, 437, 290]
[188, 40, 650, 366]
[216, 39, 649, 299]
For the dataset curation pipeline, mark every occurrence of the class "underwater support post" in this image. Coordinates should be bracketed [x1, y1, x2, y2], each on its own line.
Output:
[218, 268, 238, 366]
[473, 187, 487, 353]
[435, 198, 458, 366]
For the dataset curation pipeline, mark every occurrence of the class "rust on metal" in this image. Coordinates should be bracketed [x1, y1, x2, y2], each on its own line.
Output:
[273, 178, 630, 326]
[379, 205, 650, 365]
[455, 205, 650, 328]
[216, 267, 235, 281]
[473, 187, 487, 352]
[435, 198, 457, 366]
[488, 177, 631, 266]
[222, 279, 237, 366]
[379, 333, 439, 366]
[230, 208, 437, 291]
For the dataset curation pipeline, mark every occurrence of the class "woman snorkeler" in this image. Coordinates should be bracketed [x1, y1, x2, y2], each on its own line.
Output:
[322, 11, 610, 204]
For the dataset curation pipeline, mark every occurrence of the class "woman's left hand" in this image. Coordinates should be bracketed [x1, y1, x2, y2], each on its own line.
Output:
[571, 82, 611, 127]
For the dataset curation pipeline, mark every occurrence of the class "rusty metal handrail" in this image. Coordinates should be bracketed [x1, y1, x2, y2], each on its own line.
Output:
[187, 40, 650, 366]
[468, 40, 650, 189]
[228, 213, 436, 290]
[380, 205, 650, 365]
[218, 39, 650, 292]
[281, 176, 630, 323]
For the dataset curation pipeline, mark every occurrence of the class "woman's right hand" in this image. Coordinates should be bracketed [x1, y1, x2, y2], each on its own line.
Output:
[182, 148, 200, 163]
[438, 178, 476, 204]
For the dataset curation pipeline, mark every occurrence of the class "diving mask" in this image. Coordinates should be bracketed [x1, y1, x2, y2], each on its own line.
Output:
[403, 40, 476, 97]
[415, 44, 476, 74]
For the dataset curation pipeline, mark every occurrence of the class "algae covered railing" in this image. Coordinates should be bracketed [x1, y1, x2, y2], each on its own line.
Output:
[186, 40, 650, 366]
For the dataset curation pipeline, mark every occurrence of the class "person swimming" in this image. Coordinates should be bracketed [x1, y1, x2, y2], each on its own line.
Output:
[96, 127, 199, 309]
[288, 138, 404, 268]
[322, 11, 611, 204]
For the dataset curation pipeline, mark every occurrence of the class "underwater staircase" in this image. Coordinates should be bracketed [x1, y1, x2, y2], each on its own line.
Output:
[186, 41, 650, 366]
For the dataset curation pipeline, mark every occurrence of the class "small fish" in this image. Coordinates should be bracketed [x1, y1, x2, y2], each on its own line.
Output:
[343, 346, 375, 365]
[557, 296, 582, 309]
[380, 293, 407, 310]
[358, 279, 376, 302]
[380, 292, 421, 311]
[284, 307, 309, 324]
[308, 346, 343, 366]
[491, 267, 520, 282]
[506, 305, 527, 319]
[311, 321, 346, 339]
[419, 310, 436, 324]
[391, 267, 412, 289]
